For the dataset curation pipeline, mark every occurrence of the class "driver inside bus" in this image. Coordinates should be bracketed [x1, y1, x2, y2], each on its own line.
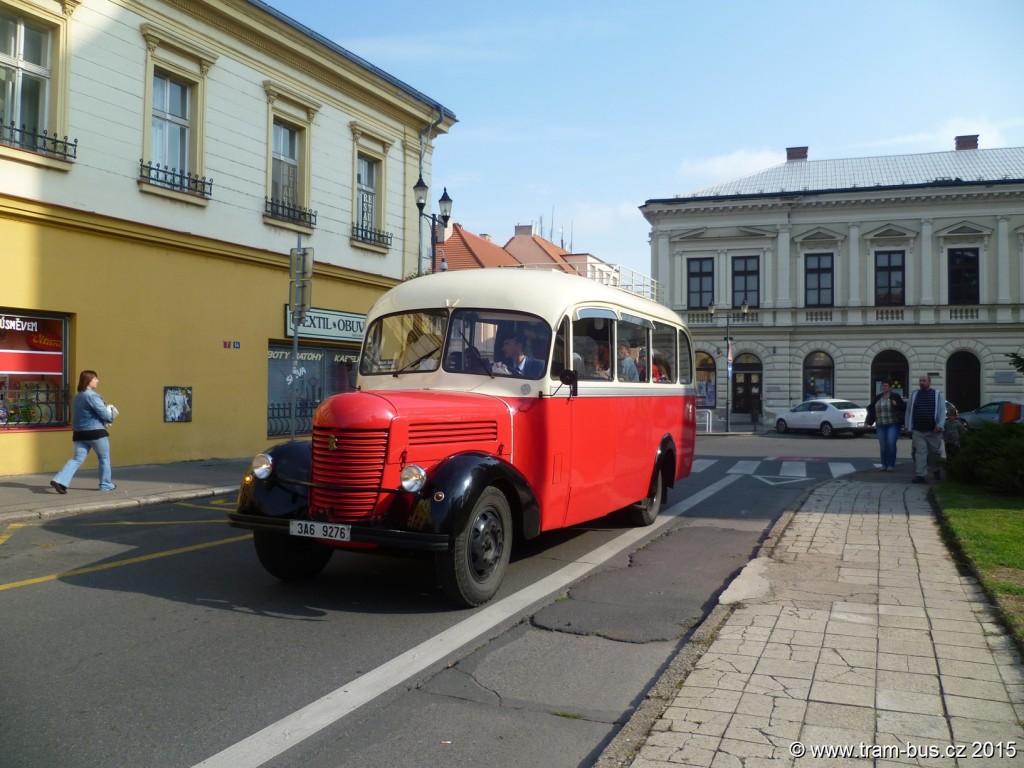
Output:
[492, 333, 545, 378]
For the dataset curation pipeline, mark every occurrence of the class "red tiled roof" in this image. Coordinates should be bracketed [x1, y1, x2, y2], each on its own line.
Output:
[437, 223, 521, 270]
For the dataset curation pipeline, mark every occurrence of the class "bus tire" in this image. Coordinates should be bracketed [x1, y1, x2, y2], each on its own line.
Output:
[253, 529, 333, 582]
[436, 487, 511, 607]
[629, 462, 665, 526]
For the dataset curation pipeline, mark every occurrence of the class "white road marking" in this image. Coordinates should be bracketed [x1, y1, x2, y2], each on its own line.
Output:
[829, 462, 857, 477]
[779, 461, 806, 477]
[192, 474, 743, 768]
[727, 460, 760, 474]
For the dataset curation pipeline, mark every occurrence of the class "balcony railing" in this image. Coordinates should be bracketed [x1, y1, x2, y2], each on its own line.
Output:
[351, 223, 393, 248]
[139, 160, 213, 197]
[265, 197, 317, 228]
[1, 121, 77, 161]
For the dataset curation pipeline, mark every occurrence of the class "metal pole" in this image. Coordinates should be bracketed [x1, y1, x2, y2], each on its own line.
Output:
[725, 313, 731, 434]
[430, 213, 437, 273]
[290, 234, 301, 439]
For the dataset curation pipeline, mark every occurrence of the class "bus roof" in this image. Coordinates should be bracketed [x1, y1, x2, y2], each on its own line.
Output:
[369, 268, 686, 329]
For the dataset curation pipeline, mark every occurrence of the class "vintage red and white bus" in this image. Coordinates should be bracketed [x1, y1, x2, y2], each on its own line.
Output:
[230, 268, 697, 606]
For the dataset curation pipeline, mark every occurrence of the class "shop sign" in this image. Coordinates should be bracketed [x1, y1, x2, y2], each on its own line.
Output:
[284, 306, 365, 342]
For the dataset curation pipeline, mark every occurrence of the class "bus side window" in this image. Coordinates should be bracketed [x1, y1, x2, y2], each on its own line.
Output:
[572, 317, 612, 380]
[550, 317, 571, 379]
[651, 322, 677, 383]
[677, 329, 694, 384]
[615, 319, 643, 383]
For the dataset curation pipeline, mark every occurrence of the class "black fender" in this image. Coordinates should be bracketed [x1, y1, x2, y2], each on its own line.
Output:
[236, 440, 311, 519]
[415, 452, 541, 540]
[650, 433, 677, 492]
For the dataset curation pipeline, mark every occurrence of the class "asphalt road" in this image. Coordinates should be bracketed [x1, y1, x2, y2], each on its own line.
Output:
[0, 432, 881, 768]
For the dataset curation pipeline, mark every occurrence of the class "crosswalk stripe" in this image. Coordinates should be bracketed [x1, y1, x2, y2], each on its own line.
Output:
[829, 462, 856, 477]
[727, 460, 760, 474]
[690, 459, 716, 473]
[780, 461, 806, 477]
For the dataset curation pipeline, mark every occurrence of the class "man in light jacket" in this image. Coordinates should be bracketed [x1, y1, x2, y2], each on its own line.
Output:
[904, 373, 946, 483]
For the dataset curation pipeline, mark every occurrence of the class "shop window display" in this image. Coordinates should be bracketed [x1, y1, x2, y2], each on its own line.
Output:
[0, 312, 68, 428]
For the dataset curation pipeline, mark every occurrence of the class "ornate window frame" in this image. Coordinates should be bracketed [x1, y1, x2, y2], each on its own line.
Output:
[138, 23, 217, 205]
[263, 79, 320, 233]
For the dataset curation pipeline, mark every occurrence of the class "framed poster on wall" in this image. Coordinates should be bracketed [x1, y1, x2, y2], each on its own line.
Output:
[164, 386, 192, 422]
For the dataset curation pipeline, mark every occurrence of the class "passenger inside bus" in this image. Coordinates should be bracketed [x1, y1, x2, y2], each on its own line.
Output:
[492, 333, 545, 378]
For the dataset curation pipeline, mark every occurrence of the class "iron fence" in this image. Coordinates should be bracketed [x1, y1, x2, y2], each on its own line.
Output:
[139, 160, 213, 197]
[266, 399, 319, 438]
[2, 386, 71, 428]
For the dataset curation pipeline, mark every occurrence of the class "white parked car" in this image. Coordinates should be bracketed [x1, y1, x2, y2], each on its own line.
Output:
[775, 398, 869, 438]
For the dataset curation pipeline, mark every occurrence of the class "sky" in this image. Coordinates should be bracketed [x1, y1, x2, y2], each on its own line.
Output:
[270, 0, 1024, 277]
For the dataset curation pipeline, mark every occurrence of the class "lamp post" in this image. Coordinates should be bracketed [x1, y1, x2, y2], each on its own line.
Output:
[413, 175, 453, 274]
[707, 298, 748, 433]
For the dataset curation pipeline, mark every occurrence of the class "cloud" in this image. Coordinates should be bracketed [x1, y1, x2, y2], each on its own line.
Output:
[848, 116, 1024, 154]
[677, 148, 785, 192]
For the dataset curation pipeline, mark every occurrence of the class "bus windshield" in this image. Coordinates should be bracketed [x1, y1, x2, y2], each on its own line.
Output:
[360, 308, 550, 379]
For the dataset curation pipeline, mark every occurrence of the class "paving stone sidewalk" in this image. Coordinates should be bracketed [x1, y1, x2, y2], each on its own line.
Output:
[619, 480, 1024, 767]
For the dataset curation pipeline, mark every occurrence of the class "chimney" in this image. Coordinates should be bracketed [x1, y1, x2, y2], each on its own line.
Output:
[479, 234, 491, 242]
[955, 134, 979, 150]
[786, 146, 808, 161]
[514, 224, 533, 236]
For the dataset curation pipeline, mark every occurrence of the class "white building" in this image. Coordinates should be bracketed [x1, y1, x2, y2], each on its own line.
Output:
[643, 136, 1024, 425]
[1, 0, 455, 474]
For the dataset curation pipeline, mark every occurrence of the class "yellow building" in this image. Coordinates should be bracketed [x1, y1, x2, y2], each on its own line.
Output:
[0, 0, 456, 474]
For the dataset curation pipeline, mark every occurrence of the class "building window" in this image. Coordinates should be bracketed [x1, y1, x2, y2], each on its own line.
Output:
[272, 120, 298, 205]
[139, 24, 216, 200]
[687, 258, 714, 309]
[0, 311, 69, 428]
[805, 253, 833, 307]
[732, 255, 759, 307]
[350, 122, 394, 250]
[874, 250, 905, 306]
[266, 344, 358, 437]
[802, 351, 834, 400]
[352, 153, 391, 247]
[0, 7, 74, 162]
[948, 247, 979, 305]
[264, 80, 319, 229]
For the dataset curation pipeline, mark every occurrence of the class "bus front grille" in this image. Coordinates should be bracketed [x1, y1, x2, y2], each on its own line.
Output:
[310, 428, 388, 521]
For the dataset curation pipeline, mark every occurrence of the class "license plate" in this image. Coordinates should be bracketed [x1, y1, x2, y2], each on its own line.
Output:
[290, 520, 351, 542]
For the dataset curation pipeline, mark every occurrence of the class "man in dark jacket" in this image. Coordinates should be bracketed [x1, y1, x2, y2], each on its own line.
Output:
[904, 374, 946, 483]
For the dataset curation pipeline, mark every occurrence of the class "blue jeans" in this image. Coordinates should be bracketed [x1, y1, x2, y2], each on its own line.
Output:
[53, 437, 114, 490]
[875, 423, 900, 469]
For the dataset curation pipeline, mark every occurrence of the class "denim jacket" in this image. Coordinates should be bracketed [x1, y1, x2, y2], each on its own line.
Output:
[72, 389, 116, 434]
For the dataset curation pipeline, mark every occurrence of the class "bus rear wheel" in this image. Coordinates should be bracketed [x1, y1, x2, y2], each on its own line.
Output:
[628, 463, 665, 526]
[253, 529, 333, 582]
[436, 487, 511, 607]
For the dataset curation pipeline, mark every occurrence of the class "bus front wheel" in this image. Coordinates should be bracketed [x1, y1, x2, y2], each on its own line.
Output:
[253, 529, 333, 582]
[437, 487, 511, 607]
[629, 463, 665, 526]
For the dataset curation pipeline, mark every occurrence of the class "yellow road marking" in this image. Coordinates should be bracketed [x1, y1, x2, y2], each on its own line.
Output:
[0, 522, 28, 547]
[0, 534, 251, 592]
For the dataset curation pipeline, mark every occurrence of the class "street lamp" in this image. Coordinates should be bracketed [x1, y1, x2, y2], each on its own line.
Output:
[413, 175, 453, 274]
[707, 298, 748, 433]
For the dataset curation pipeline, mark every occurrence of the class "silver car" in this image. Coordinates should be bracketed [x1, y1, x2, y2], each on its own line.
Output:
[775, 398, 869, 438]
[958, 401, 1009, 430]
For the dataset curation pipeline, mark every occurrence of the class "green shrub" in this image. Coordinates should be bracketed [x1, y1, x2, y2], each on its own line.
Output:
[946, 422, 1024, 494]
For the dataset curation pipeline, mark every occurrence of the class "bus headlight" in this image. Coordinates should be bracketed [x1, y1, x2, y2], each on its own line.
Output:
[400, 464, 428, 493]
[249, 453, 274, 480]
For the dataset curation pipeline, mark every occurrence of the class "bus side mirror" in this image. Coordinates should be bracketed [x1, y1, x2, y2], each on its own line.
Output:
[559, 369, 578, 397]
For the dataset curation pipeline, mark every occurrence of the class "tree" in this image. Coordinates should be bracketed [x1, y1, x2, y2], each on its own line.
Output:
[1008, 352, 1024, 376]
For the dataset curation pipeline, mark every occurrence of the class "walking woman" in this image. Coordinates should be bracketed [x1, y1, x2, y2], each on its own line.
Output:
[867, 380, 904, 471]
[50, 370, 119, 493]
